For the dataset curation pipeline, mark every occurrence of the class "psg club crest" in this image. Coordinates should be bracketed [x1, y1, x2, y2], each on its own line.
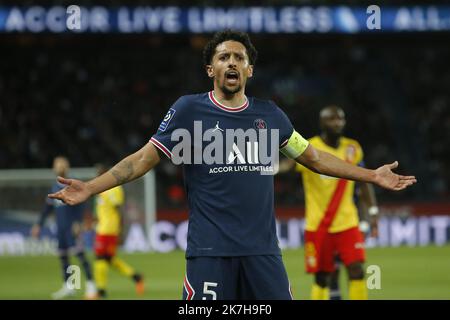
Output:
[254, 118, 267, 129]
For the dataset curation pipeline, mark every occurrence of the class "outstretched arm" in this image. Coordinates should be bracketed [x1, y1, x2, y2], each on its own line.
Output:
[296, 144, 416, 191]
[48, 142, 161, 205]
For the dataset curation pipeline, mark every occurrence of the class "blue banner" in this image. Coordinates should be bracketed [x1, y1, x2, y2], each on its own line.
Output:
[0, 5, 450, 34]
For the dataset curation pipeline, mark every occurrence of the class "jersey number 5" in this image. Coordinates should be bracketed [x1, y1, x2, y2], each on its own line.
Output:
[202, 282, 218, 300]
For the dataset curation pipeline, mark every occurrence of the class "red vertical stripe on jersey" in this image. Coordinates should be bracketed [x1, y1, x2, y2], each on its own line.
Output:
[184, 276, 194, 300]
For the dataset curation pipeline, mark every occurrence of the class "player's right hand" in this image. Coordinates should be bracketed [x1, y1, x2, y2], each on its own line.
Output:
[48, 176, 91, 205]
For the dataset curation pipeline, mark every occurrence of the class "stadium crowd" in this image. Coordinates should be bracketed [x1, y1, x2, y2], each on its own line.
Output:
[1, 33, 448, 207]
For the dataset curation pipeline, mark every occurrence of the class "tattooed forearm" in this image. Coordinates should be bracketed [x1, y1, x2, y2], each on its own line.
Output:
[110, 160, 135, 184]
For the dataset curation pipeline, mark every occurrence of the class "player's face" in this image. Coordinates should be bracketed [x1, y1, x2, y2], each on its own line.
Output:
[206, 40, 253, 95]
[53, 157, 69, 176]
[321, 109, 346, 136]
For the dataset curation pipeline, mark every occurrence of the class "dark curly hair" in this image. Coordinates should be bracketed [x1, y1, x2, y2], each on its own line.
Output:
[203, 29, 258, 66]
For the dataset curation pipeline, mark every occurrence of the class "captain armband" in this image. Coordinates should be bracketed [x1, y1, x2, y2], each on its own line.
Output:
[280, 130, 309, 159]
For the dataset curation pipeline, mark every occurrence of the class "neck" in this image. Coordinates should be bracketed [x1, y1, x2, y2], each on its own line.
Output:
[321, 133, 340, 148]
[213, 86, 246, 108]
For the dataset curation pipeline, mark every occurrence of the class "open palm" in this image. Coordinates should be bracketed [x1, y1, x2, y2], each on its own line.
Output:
[48, 176, 91, 205]
[374, 161, 417, 191]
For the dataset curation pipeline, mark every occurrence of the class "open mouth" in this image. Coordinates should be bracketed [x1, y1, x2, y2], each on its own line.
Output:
[225, 70, 239, 84]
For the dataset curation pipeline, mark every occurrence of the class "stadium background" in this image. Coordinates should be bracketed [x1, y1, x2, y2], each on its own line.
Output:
[0, 0, 449, 299]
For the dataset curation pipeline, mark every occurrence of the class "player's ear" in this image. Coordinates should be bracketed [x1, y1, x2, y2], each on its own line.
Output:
[205, 65, 214, 78]
[247, 65, 254, 78]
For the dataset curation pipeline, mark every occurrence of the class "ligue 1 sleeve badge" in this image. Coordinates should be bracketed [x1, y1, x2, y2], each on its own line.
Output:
[254, 118, 267, 129]
[158, 108, 176, 132]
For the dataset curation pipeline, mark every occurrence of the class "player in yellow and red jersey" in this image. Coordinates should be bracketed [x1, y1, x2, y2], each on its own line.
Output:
[279, 105, 379, 299]
[93, 164, 144, 299]
[297, 106, 379, 300]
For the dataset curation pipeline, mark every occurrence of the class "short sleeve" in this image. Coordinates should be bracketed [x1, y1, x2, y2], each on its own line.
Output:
[150, 96, 191, 159]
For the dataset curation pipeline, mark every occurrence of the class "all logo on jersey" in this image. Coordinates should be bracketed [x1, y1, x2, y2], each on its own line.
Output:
[227, 142, 259, 164]
[158, 108, 176, 132]
[253, 119, 267, 129]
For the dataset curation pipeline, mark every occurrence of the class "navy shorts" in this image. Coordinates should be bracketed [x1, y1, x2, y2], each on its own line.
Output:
[182, 255, 293, 300]
[57, 228, 76, 250]
[57, 224, 82, 252]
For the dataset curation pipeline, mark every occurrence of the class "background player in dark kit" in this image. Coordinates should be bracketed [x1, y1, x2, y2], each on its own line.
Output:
[32, 156, 96, 299]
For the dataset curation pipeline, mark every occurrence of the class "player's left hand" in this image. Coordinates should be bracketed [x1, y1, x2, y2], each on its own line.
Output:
[374, 161, 417, 191]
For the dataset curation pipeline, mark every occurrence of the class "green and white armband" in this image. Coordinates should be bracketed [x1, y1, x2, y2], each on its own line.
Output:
[280, 130, 309, 159]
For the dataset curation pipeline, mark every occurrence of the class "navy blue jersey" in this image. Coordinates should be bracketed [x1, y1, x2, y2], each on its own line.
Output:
[39, 181, 85, 231]
[151, 92, 294, 257]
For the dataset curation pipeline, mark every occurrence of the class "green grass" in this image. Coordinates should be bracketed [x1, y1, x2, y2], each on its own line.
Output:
[0, 246, 449, 300]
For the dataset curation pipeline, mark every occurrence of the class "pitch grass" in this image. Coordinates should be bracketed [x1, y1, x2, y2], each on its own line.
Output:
[0, 246, 449, 300]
